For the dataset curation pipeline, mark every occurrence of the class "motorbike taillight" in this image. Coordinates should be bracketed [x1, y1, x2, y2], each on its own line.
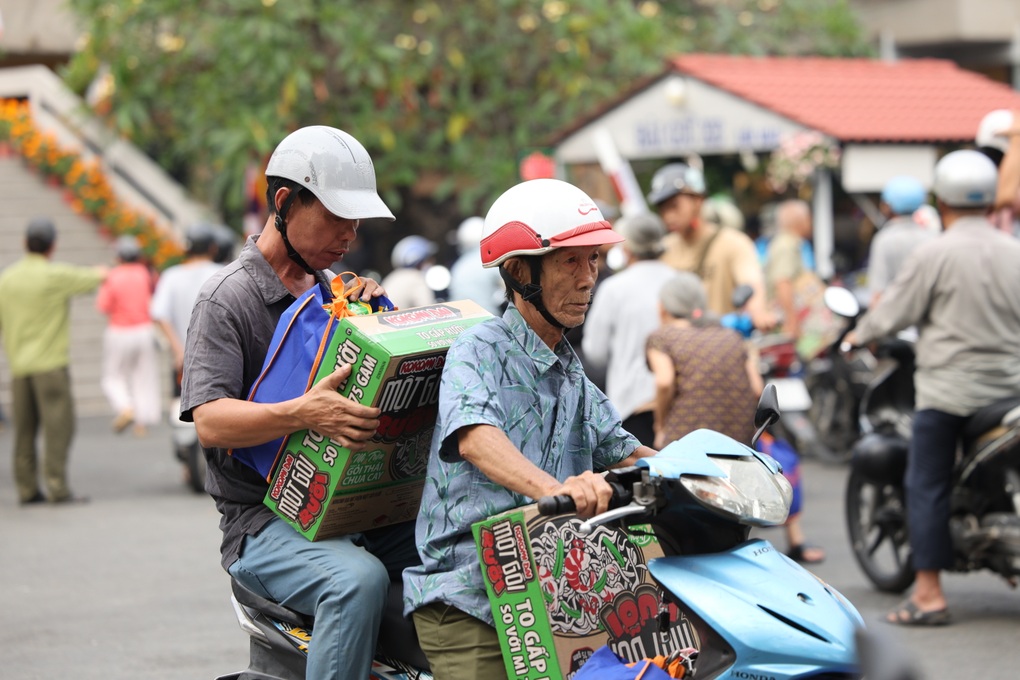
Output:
[759, 340, 799, 376]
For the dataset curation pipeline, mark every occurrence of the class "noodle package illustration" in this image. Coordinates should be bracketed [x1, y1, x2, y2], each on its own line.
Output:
[474, 506, 698, 679]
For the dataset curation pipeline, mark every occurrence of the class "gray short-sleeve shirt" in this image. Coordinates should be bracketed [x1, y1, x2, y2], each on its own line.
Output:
[180, 236, 306, 570]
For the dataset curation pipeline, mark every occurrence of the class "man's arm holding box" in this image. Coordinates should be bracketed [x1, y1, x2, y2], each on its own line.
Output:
[192, 364, 381, 450]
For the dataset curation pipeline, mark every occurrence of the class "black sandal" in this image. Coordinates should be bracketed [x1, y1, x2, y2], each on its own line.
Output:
[885, 599, 950, 627]
[786, 544, 826, 564]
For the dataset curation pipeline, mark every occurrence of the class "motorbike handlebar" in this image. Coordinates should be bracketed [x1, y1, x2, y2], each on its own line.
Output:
[536, 482, 633, 516]
[537, 495, 575, 515]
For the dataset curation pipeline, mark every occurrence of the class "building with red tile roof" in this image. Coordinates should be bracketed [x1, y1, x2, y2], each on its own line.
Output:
[669, 53, 1020, 144]
[552, 53, 1020, 277]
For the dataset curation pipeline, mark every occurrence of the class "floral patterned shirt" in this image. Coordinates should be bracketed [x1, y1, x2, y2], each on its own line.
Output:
[402, 304, 638, 624]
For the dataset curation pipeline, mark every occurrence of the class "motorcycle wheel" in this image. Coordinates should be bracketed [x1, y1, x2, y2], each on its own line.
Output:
[185, 441, 207, 494]
[806, 374, 857, 462]
[845, 467, 915, 593]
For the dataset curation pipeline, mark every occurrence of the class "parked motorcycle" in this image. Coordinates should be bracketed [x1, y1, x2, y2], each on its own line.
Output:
[827, 286, 1020, 594]
[803, 333, 876, 464]
[216, 385, 863, 679]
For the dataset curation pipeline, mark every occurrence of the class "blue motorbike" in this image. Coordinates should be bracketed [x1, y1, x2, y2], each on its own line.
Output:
[540, 384, 863, 679]
[219, 385, 863, 680]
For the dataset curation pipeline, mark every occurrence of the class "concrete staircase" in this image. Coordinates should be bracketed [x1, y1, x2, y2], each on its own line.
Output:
[0, 64, 217, 423]
[0, 154, 149, 419]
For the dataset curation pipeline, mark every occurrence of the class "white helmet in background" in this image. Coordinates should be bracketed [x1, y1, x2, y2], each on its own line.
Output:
[976, 109, 1013, 157]
[480, 179, 623, 268]
[933, 150, 998, 209]
[266, 126, 394, 221]
[456, 216, 485, 254]
[391, 235, 438, 270]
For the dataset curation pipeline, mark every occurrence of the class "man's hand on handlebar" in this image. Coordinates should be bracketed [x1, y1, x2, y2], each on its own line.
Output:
[549, 471, 614, 519]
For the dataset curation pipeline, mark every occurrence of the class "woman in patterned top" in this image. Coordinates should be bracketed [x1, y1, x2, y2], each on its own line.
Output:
[647, 271, 825, 564]
[646, 272, 761, 449]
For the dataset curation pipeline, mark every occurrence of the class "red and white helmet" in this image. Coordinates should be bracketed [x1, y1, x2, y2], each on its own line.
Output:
[480, 179, 623, 268]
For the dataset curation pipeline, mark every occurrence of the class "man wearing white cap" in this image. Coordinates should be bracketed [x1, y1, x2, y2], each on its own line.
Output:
[180, 126, 418, 678]
[404, 179, 656, 678]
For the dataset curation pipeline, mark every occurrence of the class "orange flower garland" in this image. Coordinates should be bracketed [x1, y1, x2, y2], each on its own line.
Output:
[0, 99, 184, 270]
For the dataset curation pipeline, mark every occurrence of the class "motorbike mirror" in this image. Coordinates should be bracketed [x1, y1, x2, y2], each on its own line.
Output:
[823, 286, 860, 318]
[730, 284, 754, 310]
[751, 384, 781, 447]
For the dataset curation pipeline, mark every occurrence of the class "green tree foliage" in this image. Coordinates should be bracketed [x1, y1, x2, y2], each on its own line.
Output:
[64, 0, 871, 226]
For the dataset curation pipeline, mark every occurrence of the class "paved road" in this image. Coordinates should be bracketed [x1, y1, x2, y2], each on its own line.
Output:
[0, 417, 247, 680]
[778, 454, 1020, 680]
[2, 417, 1020, 679]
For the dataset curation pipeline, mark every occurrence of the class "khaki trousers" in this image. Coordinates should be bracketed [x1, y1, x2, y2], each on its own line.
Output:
[12, 367, 75, 502]
[413, 603, 509, 680]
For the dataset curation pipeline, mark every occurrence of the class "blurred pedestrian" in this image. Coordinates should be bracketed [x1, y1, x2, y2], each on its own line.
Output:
[647, 272, 824, 563]
[647, 162, 774, 329]
[583, 212, 676, 446]
[647, 272, 760, 449]
[210, 223, 240, 265]
[0, 218, 107, 504]
[150, 223, 223, 390]
[764, 199, 813, 341]
[448, 216, 504, 315]
[96, 236, 161, 437]
[700, 194, 746, 233]
[867, 176, 934, 306]
[764, 199, 835, 360]
[382, 234, 437, 309]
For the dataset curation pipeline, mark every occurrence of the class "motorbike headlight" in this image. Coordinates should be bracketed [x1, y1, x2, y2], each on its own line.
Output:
[680, 455, 792, 527]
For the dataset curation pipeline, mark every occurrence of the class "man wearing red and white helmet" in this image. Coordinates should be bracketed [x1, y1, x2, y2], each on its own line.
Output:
[479, 178, 627, 339]
[404, 179, 656, 678]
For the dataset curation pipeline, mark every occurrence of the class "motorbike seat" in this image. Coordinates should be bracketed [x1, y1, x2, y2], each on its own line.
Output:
[231, 578, 313, 629]
[229, 577, 431, 671]
[962, 396, 1020, 450]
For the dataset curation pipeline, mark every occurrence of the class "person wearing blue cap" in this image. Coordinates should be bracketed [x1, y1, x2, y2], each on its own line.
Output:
[867, 176, 935, 306]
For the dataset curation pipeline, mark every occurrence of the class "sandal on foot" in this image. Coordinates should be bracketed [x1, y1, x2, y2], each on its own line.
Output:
[786, 544, 826, 564]
[885, 600, 950, 627]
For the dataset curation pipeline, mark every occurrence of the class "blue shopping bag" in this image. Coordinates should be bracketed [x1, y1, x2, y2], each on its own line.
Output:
[229, 275, 394, 479]
[574, 646, 674, 680]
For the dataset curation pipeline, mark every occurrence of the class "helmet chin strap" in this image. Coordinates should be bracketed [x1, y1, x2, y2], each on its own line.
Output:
[499, 257, 580, 331]
[275, 189, 332, 291]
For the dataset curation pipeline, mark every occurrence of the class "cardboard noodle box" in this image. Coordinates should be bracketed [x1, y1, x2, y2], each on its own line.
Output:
[265, 300, 492, 540]
[474, 504, 701, 679]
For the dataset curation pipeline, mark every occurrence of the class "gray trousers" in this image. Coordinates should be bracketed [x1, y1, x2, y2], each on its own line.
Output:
[11, 367, 76, 502]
